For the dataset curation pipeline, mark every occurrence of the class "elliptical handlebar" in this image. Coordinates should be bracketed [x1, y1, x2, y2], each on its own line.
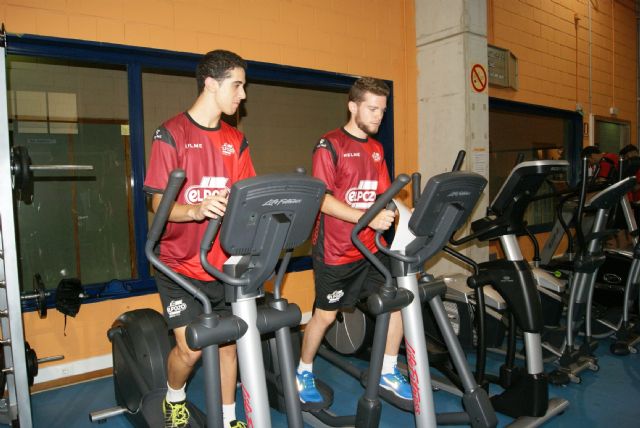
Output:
[411, 172, 421, 206]
[145, 168, 218, 314]
[351, 173, 411, 288]
[199, 218, 249, 287]
[353, 174, 410, 232]
[147, 169, 185, 244]
[452, 150, 466, 172]
[200, 217, 222, 254]
[514, 152, 525, 166]
[574, 156, 590, 252]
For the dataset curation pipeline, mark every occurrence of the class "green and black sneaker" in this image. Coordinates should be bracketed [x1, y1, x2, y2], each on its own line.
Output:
[162, 398, 191, 428]
[229, 420, 247, 428]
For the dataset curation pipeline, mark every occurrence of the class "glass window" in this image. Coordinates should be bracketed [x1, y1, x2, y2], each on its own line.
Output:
[489, 103, 578, 227]
[240, 83, 347, 175]
[8, 55, 133, 290]
[7, 34, 393, 303]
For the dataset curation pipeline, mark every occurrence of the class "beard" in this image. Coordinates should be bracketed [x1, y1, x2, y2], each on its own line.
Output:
[355, 117, 379, 136]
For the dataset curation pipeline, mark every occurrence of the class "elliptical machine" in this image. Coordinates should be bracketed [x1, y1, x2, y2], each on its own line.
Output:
[533, 157, 640, 356]
[440, 160, 571, 424]
[610, 158, 640, 354]
[91, 169, 326, 428]
[526, 157, 636, 382]
[265, 161, 498, 428]
[198, 172, 325, 428]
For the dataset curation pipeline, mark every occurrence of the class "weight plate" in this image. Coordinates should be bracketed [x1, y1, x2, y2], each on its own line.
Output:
[25, 342, 38, 386]
[11, 146, 34, 203]
[33, 274, 47, 319]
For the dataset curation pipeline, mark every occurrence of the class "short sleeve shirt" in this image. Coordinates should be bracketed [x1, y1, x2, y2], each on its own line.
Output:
[597, 153, 620, 181]
[311, 128, 391, 265]
[143, 112, 256, 280]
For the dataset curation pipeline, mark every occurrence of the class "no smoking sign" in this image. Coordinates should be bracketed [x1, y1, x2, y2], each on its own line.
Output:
[470, 64, 487, 93]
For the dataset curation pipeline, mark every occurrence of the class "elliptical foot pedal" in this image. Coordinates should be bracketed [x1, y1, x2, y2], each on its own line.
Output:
[498, 364, 523, 389]
[610, 342, 631, 356]
[301, 378, 334, 412]
[548, 369, 570, 386]
[360, 369, 414, 412]
[425, 340, 450, 365]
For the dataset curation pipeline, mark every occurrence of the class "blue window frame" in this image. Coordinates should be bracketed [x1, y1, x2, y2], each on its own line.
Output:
[7, 34, 394, 311]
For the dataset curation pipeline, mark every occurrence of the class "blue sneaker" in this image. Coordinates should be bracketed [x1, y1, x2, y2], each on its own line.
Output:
[296, 370, 323, 403]
[379, 366, 412, 400]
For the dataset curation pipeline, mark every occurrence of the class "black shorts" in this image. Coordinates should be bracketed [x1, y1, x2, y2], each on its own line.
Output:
[154, 269, 229, 330]
[313, 253, 389, 310]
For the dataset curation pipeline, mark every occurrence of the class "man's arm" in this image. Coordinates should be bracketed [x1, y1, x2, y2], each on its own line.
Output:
[151, 191, 228, 222]
[321, 193, 394, 232]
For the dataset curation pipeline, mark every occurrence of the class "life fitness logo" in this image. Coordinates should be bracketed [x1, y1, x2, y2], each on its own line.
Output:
[345, 180, 378, 209]
[185, 176, 229, 204]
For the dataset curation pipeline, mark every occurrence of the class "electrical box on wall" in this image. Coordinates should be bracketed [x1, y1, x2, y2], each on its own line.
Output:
[488, 45, 518, 90]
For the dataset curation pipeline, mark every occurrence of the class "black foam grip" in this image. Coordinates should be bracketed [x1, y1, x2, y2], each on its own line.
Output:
[411, 172, 421, 205]
[148, 169, 185, 244]
[452, 150, 466, 171]
[353, 174, 410, 234]
[200, 217, 222, 253]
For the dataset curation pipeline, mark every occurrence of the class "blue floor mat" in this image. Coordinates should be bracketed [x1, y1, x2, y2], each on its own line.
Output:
[10, 340, 640, 427]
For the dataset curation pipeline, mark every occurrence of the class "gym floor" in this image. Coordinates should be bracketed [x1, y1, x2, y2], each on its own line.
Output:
[7, 340, 640, 428]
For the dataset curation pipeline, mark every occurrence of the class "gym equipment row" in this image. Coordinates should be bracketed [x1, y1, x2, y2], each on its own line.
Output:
[92, 161, 500, 428]
[92, 153, 587, 428]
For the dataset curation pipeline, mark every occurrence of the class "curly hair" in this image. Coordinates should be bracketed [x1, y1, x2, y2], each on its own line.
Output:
[196, 50, 247, 93]
[348, 77, 390, 103]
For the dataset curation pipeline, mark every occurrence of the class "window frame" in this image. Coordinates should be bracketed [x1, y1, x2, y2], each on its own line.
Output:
[7, 33, 395, 311]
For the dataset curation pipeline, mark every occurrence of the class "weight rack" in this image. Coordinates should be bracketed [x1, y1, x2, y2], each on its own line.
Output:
[0, 27, 33, 426]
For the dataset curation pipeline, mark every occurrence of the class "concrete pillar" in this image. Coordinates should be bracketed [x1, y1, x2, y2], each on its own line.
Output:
[416, 0, 490, 275]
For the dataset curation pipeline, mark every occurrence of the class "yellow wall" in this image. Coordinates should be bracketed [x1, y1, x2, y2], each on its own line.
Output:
[488, 0, 638, 145]
[0, 0, 418, 378]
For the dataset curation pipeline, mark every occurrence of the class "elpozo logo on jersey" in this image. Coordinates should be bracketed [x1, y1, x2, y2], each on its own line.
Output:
[345, 180, 377, 209]
[185, 176, 229, 204]
[221, 142, 235, 156]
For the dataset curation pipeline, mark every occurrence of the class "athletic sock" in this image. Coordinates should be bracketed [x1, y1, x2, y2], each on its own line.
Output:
[298, 360, 313, 374]
[381, 354, 398, 375]
[222, 403, 236, 427]
[166, 382, 186, 403]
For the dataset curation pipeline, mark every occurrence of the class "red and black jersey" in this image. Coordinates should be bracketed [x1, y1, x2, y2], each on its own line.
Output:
[597, 153, 619, 181]
[312, 128, 391, 265]
[143, 112, 256, 280]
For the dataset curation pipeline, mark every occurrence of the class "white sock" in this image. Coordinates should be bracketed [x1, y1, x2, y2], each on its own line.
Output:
[222, 403, 236, 426]
[382, 354, 398, 375]
[297, 360, 313, 374]
[166, 382, 186, 403]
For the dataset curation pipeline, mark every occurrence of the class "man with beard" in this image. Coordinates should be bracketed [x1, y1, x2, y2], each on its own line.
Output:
[296, 77, 411, 404]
